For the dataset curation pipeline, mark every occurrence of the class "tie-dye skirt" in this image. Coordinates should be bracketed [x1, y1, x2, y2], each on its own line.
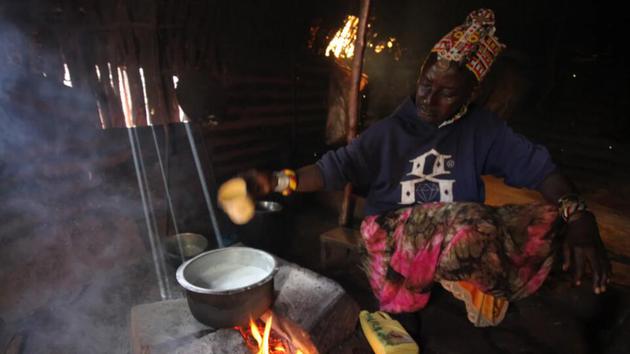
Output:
[360, 202, 560, 325]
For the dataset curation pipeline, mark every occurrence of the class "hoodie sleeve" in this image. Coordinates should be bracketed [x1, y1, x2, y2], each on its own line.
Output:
[316, 132, 374, 191]
[482, 119, 556, 189]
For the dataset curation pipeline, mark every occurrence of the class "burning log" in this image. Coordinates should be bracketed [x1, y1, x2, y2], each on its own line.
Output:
[236, 311, 318, 354]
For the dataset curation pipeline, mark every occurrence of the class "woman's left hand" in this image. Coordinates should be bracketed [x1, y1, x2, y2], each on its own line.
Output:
[561, 211, 610, 294]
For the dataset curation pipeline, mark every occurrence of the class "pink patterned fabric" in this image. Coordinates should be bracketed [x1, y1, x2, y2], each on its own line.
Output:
[360, 202, 559, 313]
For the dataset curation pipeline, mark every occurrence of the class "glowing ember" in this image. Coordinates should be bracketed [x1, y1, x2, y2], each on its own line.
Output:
[325, 15, 359, 59]
[237, 315, 309, 354]
[372, 36, 399, 55]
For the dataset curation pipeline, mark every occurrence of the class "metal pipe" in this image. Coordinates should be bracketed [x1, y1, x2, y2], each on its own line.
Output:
[132, 128, 172, 298]
[127, 127, 167, 300]
[150, 125, 185, 263]
[184, 122, 224, 248]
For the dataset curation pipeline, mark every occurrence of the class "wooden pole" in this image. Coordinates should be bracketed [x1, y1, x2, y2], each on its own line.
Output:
[338, 0, 371, 227]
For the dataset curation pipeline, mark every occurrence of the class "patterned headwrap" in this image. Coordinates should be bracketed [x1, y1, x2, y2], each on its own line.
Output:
[431, 9, 505, 81]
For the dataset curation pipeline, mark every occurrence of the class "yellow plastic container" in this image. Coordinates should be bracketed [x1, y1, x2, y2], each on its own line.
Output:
[359, 310, 420, 354]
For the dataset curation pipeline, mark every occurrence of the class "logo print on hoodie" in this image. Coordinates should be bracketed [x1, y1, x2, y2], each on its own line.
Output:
[400, 149, 455, 204]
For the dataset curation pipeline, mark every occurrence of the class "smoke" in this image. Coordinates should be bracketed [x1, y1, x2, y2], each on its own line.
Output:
[0, 17, 171, 354]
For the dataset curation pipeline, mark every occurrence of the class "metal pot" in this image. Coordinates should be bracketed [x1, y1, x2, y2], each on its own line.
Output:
[176, 247, 277, 328]
[164, 233, 208, 267]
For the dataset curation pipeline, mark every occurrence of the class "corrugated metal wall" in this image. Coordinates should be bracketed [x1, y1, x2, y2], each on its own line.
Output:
[203, 59, 331, 180]
[1, 0, 337, 179]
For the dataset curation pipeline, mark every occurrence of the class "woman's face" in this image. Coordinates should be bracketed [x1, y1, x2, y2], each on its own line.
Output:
[415, 58, 476, 125]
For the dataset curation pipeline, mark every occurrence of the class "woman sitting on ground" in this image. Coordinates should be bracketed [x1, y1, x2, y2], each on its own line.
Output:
[239, 8, 609, 330]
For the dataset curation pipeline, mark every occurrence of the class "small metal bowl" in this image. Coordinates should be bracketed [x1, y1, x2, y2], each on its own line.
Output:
[164, 233, 208, 265]
[256, 201, 282, 213]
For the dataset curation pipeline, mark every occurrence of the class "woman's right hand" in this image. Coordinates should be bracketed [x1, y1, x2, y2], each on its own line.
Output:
[239, 169, 274, 197]
[562, 211, 610, 294]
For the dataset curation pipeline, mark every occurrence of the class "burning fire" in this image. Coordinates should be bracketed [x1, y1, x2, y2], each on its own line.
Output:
[237, 314, 313, 354]
[324, 15, 401, 61]
[325, 15, 359, 59]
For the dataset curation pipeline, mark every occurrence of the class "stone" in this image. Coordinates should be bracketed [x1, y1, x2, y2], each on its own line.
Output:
[272, 261, 360, 353]
[130, 298, 209, 354]
[174, 329, 250, 354]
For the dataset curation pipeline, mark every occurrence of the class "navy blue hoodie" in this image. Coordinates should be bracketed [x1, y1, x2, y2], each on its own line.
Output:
[316, 97, 556, 216]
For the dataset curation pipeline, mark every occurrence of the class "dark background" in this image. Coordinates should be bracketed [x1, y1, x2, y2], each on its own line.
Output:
[0, 0, 629, 353]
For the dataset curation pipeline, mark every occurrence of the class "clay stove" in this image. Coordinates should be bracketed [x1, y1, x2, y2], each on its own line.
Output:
[130, 260, 359, 353]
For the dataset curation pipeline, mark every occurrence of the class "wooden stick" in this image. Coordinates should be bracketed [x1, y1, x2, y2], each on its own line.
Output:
[339, 0, 371, 227]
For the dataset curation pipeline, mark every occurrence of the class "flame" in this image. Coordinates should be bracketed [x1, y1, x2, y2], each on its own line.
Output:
[238, 314, 311, 354]
[240, 315, 284, 354]
[325, 15, 359, 59]
[250, 315, 272, 354]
